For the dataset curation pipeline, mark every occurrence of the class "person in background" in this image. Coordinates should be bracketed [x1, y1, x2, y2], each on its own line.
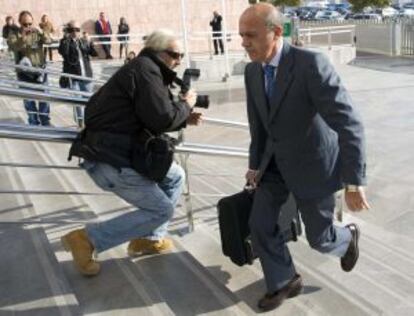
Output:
[209, 10, 224, 55]
[117, 17, 129, 59]
[2, 16, 19, 42]
[8, 10, 52, 126]
[95, 12, 112, 59]
[124, 50, 136, 64]
[39, 14, 55, 61]
[58, 20, 98, 127]
[2, 16, 19, 59]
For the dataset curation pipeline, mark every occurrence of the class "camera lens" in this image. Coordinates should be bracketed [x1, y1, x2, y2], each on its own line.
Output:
[194, 95, 209, 109]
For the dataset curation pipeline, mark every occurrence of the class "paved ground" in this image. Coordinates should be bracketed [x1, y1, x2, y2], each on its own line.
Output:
[0, 53, 413, 315]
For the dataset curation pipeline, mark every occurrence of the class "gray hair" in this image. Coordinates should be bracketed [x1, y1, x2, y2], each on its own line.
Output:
[263, 8, 284, 30]
[144, 29, 178, 52]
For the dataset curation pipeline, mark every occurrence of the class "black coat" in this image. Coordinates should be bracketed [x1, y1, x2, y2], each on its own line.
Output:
[210, 15, 222, 32]
[117, 23, 129, 41]
[2, 24, 19, 39]
[58, 37, 98, 78]
[70, 48, 191, 168]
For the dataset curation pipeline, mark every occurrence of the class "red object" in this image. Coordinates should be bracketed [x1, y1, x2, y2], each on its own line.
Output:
[100, 19, 109, 34]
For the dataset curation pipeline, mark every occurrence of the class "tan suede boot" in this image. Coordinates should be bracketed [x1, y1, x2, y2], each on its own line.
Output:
[127, 238, 174, 256]
[61, 228, 100, 276]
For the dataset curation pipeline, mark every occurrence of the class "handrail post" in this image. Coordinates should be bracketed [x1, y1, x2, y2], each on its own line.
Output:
[177, 129, 194, 232]
[180, 153, 194, 233]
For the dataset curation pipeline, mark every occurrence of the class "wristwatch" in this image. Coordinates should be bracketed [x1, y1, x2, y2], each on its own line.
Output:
[345, 184, 363, 192]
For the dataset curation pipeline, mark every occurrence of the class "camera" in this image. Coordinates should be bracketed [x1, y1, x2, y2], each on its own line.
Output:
[175, 68, 209, 109]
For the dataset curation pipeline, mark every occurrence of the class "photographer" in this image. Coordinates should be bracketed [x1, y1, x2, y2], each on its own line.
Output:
[58, 20, 97, 127]
[8, 10, 52, 126]
[61, 29, 203, 276]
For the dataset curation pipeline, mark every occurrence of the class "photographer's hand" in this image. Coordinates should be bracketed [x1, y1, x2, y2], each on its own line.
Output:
[179, 89, 197, 108]
[186, 112, 203, 126]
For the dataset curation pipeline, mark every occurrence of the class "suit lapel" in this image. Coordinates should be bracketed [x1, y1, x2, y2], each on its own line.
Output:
[268, 42, 295, 122]
[250, 63, 269, 130]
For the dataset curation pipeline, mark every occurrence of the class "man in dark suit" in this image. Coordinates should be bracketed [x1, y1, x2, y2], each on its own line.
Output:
[239, 3, 370, 312]
[95, 12, 112, 59]
[209, 11, 224, 55]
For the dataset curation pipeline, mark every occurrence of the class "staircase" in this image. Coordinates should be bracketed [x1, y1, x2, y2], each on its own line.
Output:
[0, 73, 414, 315]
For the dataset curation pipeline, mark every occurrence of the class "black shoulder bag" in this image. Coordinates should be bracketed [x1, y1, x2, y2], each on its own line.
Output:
[131, 129, 177, 182]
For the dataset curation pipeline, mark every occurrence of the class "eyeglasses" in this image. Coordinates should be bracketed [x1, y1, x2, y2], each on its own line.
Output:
[22, 23, 32, 27]
[164, 50, 184, 60]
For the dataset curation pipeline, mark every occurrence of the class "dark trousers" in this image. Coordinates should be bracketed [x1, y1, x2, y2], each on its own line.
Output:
[100, 36, 112, 58]
[248, 158, 351, 292]
[213, 35, 224, 54]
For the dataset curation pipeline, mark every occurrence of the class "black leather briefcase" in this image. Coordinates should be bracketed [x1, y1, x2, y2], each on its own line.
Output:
[217, 190, 301, 266]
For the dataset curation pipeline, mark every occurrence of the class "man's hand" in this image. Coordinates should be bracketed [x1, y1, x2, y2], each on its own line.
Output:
[180, 89, 197, 108]
[345, 187, 370, 212]
[186, 112, 203, 126]
[245, 169, 258, 189]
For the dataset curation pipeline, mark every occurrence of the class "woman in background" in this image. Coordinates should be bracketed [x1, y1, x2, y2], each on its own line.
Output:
[39, 14, 55, 61]
[117, 17, 129, 59]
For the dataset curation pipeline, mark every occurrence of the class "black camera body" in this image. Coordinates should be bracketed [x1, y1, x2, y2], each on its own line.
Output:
[175, 68, 209, 109]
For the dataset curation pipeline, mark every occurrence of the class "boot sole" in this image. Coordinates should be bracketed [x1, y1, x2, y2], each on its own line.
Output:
[128, 248, 173, 257]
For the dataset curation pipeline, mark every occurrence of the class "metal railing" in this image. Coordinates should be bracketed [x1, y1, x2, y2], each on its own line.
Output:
[0, 61, 106, 85]
[0, 85, 248, 232]
[298, 25, 356, 49]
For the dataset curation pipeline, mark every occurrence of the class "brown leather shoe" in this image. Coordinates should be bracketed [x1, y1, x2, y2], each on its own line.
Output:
[127, 238, 174, 256]
[258, 274, 303, 312]
[61, 229, 100, 276]
[341, 223, 360, 272]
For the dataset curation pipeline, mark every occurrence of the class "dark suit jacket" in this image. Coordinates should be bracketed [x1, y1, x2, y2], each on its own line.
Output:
[95, 20, 112, 36]
[210, 15, 222, 32]
[245, 42, 366, 199]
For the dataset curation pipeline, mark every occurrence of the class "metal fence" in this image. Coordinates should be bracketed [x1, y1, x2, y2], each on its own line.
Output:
[401, 19, 414, 55]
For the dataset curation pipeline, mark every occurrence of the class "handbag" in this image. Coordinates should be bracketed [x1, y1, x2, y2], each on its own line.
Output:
[131, 129, 176, 182]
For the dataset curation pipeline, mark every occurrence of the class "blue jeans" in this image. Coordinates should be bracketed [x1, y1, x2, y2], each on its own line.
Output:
[70, 80, 93, 127]
[83, 160, 185, 253]
[24, 99, 50, 126]
[21, 75, 50, 126]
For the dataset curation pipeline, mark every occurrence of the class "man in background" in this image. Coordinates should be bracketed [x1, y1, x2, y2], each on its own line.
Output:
[8, 10, 52, 126]
[59, 20, 98, 127]
[209, 10, 224, 55]
[95, 12, 112, 59]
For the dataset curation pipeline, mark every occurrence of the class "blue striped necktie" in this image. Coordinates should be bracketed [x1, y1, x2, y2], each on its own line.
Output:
[263, 64, 276, 99]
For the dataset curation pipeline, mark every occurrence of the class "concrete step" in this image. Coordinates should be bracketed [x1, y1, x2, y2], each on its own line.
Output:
[0, 139, 81, 316]
[0, 105, 251, 315]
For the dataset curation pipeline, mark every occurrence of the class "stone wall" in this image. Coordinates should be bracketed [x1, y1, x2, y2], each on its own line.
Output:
[1, 0, 249, 58]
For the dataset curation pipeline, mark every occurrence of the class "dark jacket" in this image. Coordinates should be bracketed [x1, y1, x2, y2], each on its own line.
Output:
[95, 20, 112, 36]
[69, 48, 191, 168]
[2, 24, 19, 39]
[210, 15, 222, 32]
[117, 23, 129, 41]
[245, 42, 366, 199]
[58, 36, 98, 78]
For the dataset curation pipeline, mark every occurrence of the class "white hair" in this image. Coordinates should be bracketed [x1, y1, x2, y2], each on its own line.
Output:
[264, 8, 284, 29]
[144, 29, 179, 52]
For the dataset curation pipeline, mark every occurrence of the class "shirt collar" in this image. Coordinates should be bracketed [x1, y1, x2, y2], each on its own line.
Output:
[262, 38, 283, 69]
